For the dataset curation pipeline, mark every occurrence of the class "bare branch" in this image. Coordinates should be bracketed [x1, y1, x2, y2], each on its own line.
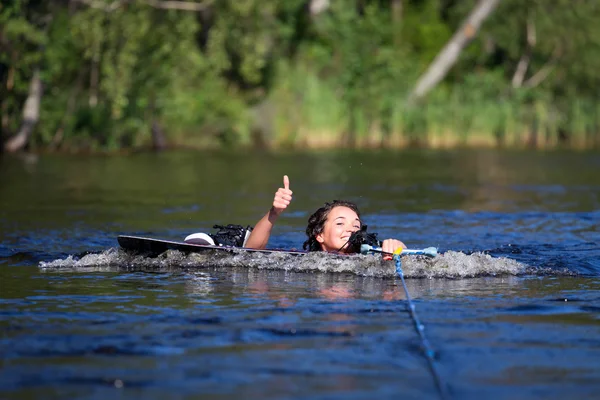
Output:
[74, 0, 212, 12]
[523, 65, 554, 89]
[523, 46, 562, 89]
[141, 0, 212, 12]
[74, 0, 124, 12]
[512, 17, 536, 88]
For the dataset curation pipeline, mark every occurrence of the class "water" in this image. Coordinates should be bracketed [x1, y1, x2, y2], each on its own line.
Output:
[1, 149, 599, 399]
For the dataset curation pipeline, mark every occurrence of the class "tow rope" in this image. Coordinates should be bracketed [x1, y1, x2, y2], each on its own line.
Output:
[362, 245, 448, 399]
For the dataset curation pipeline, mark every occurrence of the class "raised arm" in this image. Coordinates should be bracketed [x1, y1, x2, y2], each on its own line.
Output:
[244, 175, 293, 249]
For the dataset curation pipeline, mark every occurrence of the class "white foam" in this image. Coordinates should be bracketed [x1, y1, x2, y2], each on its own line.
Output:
[39, 247, 535, 278]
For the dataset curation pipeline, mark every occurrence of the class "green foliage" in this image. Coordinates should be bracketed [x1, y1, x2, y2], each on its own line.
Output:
[402, 0, 453, 66]
[1, 0, 599, 151]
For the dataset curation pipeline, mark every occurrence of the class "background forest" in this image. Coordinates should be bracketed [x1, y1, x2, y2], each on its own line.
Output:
[2, 0, 600, 152]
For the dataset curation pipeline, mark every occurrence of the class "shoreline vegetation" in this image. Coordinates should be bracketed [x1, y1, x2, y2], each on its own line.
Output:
[2, 0, 599, 153]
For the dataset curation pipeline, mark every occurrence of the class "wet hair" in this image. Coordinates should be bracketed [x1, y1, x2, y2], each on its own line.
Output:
[303, 200, 361, 252]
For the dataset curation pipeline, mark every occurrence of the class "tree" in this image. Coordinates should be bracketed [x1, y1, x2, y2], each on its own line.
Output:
[408, 0, 502, 104]
[4, 69, 42, 152]
[0, 0, 48, 152]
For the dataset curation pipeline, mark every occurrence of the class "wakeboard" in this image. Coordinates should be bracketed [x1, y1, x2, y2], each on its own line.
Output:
[117, 235, 308, 257]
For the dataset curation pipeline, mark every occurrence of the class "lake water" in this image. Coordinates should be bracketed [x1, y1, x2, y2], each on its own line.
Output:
[1, 149, 599, 399]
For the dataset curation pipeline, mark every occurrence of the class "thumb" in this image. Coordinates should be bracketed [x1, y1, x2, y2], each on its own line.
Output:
[283, 175, 290, 190]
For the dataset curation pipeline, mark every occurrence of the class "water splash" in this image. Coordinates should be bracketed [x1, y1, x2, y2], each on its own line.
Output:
[36, 247, 559, 278]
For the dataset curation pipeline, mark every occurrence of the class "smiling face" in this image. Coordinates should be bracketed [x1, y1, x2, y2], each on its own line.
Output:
[316, 206, 362, 253]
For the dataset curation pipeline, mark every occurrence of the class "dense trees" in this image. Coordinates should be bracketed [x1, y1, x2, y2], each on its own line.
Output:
[2, 0, 599, 152]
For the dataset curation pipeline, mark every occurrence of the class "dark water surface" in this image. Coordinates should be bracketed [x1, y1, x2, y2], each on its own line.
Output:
[1, 149, 599, 399]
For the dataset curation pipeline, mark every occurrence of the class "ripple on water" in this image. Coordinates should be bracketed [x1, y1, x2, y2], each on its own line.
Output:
[37, 247, 571, 279]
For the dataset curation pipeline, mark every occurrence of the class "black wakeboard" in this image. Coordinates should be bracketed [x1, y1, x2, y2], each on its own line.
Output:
[117, 235, 307, 257]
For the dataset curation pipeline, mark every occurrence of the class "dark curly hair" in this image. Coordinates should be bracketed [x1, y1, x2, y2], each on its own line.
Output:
[303, 200, 361, 252]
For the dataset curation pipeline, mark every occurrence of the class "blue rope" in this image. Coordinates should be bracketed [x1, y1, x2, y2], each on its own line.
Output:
[394, 254, 448, 400]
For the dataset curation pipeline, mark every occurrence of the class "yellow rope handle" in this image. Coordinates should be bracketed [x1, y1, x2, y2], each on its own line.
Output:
[393, 247, 403, 256]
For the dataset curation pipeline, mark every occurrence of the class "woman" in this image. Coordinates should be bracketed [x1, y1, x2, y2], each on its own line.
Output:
[244, 175, 405, 256]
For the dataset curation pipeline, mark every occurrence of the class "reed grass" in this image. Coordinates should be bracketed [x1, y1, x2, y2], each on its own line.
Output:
[263, 63, 599, 149]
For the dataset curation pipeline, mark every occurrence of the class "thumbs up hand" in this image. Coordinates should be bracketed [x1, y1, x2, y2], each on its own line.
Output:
[272, 175, 293, 215]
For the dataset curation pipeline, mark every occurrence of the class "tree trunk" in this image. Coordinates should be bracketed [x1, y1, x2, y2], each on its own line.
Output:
[391, 0, 403, 23]
[1, 96, 9, 148]
[1, 61, 17, 150]
[309, 0, 329, 16]
[151, 119, 167, 151]
[407, 0, 502, 104]
[89, 52, 99, 107]
[149, 95, 167, 151]
[51, 70, 84, 149]
[4, 69, 43, 153]
[511, 17, 535, 88]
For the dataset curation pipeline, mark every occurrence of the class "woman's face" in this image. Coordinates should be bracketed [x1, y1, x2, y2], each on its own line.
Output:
[316, 206, 361, 253]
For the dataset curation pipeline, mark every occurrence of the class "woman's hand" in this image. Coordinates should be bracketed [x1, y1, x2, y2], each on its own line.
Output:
[272, 175, 293, 216]
[381, 238, 406, 261]
[246, 175, 293, 249]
